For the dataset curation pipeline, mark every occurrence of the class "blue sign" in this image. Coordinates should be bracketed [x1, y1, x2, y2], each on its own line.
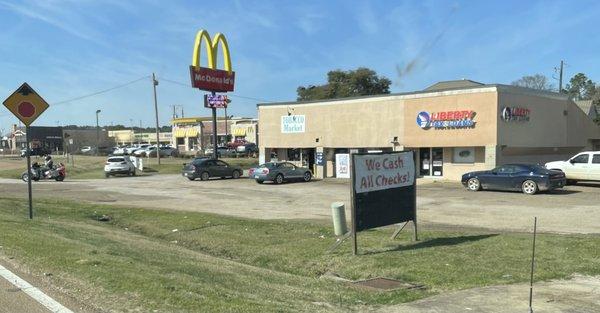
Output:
[315, 152, 324, 166]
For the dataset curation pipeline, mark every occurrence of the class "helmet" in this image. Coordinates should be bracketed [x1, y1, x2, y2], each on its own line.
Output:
[45, 155, 52, 161]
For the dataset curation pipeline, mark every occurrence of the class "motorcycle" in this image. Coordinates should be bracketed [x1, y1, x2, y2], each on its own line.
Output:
[21, 162, 66, 182]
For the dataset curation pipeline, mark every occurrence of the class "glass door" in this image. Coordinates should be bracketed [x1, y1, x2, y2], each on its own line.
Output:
[419, 148, 431, 176]
[431, 148, 443, 176]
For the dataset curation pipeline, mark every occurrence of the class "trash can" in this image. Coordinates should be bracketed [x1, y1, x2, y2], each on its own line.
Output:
[331, 202, 347, 236]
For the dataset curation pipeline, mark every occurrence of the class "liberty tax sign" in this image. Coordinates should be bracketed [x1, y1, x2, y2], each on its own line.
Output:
[352, 151, 416, 232]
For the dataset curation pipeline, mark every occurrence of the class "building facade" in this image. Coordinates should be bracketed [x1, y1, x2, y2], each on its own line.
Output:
[257, 81, 600, 180]
[171, 117, 256, 153]
[108, 130, 171, 146]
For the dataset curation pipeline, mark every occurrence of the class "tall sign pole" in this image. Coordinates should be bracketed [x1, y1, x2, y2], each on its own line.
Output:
[25, 126, 33, 219]
[189, 29, 235, 160]
[2, 83, 50, 220]
[152, 73, 161, 165]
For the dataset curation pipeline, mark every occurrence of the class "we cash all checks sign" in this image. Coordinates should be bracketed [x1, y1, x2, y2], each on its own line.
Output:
[352, 151, 416, 232]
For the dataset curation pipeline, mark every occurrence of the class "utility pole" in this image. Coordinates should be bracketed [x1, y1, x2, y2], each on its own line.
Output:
[558, 60, 564, 93]
[95, 110, 101, 156]
[224, 106, 229, 145]
[152, 73, 161, 165]
[211, 92, 218, 159]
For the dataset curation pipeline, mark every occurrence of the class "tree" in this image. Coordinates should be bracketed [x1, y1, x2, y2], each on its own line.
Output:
[297, 67, 391, 101]
[564, 73, 597, 100]
[511, 74, 554, 91]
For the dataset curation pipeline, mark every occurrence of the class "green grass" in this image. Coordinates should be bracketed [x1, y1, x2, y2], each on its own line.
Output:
[0, 156, 258, 179]
[1, 197, 599, 312]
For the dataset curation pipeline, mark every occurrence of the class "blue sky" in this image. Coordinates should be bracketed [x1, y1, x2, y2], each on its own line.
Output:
[1, 0, 599, 132]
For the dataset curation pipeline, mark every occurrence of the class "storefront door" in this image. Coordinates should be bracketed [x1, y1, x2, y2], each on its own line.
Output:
[419, 148, 443, 177]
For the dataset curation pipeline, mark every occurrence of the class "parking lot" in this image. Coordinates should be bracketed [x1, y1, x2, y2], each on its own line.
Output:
[0, 175, 598, 234]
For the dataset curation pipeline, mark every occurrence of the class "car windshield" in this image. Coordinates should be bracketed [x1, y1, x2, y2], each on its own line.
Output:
[108, 158, 124, 162]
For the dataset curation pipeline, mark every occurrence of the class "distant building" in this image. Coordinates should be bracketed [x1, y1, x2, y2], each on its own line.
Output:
[108, 130, 171, 146]
[7, 125, 63, 153]
[63, 129, 113, 152]
[171, 116, 256, 153]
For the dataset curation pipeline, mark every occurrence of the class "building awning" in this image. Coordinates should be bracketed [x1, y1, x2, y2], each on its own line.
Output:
[232, 128, 246, 136]
[185, 128, 199, 137]
[174, 129, 187, 138]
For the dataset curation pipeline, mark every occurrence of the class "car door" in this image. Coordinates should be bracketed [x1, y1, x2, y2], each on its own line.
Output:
[214, 160, 230, 177]
[568, 153, 590, 180]
[590, 154, 600, 181]
[486, 165, 513, 190]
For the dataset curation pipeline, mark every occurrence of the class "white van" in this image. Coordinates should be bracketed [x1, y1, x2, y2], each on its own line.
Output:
[545, 152, 600, 183]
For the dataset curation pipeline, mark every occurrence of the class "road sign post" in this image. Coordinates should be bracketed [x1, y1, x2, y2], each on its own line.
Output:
[2, 83, 50, 220]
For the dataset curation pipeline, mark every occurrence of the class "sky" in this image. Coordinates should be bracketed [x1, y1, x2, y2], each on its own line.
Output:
[1, 0, 599, 133]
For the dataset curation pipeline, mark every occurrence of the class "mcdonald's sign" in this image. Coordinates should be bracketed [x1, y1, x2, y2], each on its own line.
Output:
[189, 30, 235, 92]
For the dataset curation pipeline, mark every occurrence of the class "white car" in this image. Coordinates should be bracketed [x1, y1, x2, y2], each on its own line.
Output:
[104, 156, 136, 178]
[545, 151, 600, 183]
[133, 145, 153, 157]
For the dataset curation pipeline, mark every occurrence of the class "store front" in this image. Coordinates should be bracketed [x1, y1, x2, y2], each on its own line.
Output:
[257, 80, 600, 181]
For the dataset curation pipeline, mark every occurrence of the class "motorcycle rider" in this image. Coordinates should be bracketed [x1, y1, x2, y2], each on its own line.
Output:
[43, 154, 54, 178]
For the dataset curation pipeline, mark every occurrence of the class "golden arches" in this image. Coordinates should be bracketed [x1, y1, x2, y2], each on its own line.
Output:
[192, 30, 232, 74]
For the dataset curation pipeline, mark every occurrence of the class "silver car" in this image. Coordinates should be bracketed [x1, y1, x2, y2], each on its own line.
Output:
[104, 156, 136, 178]
[250, 162, 312, 184]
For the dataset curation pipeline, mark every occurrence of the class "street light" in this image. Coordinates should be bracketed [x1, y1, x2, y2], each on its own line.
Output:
[96, 109, 101, 155]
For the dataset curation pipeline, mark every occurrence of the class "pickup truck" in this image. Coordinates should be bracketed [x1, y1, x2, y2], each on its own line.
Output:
[545, 151, 600, 184]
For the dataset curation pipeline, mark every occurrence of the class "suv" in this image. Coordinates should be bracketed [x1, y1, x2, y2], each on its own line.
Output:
[104, 156, 136, 178]
[545, 151, 600, 183]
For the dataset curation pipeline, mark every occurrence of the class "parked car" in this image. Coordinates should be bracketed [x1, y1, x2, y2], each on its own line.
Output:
[204, 146, 236, 158]
[20, 147, 51, 157]
[111, 146, 127, 155]
[80, 146, 95, 154]
[104, 156, 136, 178]
[236, 143, 258, 156]
[545, 151, 600, 184]
[148, 146, 179, 157]
[461, 164, 566, 195]
[250, 162, 312, 184]
[181, 158, 242, 181]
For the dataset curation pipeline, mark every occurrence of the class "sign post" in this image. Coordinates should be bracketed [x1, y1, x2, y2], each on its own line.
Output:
[350, 151, 417, 255]
[2, 83, 50, 219]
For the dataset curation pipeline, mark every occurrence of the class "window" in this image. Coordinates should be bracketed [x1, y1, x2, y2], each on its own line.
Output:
[453, 147, 475, 163]
[494, 165, 515, 174]
[571, 154, 589, 164]
[593, 154, 600, 164]
[279, 163, 295, 170]
[215, 160, 228, 167]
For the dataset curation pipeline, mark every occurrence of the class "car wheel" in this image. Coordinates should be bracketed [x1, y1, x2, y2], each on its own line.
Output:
[256, 180, 264, 184]
[522, 180, 538, 195]
[232, 170, 241, 179]
[567, 179, 577, 185]
[105, 172, 110, 178]
[467, 178, 481, 191]
[274, 174, 284, 184]
[200, 171, 210, 181]
[303, 172, 312, 182]
[187, 177, 195, 181]
[131, 169, 136, 176]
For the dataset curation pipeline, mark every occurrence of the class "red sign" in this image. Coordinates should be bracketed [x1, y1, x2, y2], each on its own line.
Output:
[189, 66, 235, 92]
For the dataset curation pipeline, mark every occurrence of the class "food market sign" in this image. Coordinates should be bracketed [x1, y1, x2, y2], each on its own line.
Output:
[281, 115, 305, 133]
[352, 151, 416, 232]
[417, 110, 476, 129]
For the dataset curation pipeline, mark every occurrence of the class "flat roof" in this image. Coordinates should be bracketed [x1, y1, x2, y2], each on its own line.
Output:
[257, 83, 569, 108]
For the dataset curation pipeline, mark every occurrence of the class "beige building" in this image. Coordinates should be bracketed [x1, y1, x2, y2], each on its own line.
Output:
[108, 130, 171, 146]
[171, 117, 256, 153]
[257, 80, 600, 181]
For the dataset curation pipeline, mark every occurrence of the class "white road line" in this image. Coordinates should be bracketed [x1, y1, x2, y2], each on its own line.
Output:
[0, 264, 74, 313]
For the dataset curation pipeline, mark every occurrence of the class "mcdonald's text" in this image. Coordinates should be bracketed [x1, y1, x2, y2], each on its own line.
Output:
[190, 66, 235, 92]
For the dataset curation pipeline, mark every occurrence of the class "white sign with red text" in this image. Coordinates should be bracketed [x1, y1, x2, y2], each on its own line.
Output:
[354, 152, 414, 194]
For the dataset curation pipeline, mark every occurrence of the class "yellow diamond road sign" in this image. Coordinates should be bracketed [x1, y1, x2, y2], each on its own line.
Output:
[2, 83, 49, 126]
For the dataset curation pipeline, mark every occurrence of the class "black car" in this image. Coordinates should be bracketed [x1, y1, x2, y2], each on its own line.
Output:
[181, 158, 243, 181]
[461, 164, 566, 195]
[20, 147, 51, 157]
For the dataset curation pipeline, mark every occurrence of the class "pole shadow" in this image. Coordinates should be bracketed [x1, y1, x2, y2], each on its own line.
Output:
[364, 234, 498, 255]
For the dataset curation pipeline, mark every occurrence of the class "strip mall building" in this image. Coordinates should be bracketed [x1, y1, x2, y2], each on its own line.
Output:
[257, 80, 600, 181]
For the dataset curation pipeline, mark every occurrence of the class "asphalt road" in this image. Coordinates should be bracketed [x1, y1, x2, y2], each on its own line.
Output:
[0, 175, 599, 234]
[0, 273, 50, 313]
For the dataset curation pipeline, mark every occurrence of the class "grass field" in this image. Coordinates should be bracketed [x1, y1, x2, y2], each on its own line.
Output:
[0, 155, 258, 180]
[1, 197, 599, 312]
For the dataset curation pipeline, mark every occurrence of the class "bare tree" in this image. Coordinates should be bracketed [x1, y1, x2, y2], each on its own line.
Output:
[511, 74, 554, 91]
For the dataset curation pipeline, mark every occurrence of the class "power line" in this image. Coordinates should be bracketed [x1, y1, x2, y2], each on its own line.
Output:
[160, 77, 276, 103]
[53, 75, 151, 105]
